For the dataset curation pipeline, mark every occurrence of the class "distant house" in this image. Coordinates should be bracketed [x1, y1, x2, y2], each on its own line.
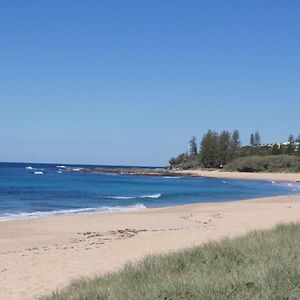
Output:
[260, 141, 300, 149]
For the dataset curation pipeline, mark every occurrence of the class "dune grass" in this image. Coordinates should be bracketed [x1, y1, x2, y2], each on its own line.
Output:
[43, 223, 300, 299]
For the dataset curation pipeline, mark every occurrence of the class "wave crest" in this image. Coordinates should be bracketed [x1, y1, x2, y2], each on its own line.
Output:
[0, 204, 146, 221]
[140, 193, 161, 199]
[106, 193, 161, 200]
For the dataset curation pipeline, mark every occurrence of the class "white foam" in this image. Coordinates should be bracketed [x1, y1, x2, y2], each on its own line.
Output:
[26, 166, 34, 170]
[140, 193, 161, 199]
[56, 165, 67, 169]
[106, 196, 135, 200]
[33, 171, 44, 175]
[286, 183, 300, 189]
[163, 176, 181, 179]
[0, 204, 146, 222]
[105, 193, 162, 200]
[277, 182, 300, 192]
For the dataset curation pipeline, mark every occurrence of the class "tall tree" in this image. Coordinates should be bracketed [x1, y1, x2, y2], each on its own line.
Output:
[199, 130, 219, 168]
[188, 136, 197, 157]
[250, 133, 255, 146]
[232, 130, 241, 148]
[218, 131, 231, 166]
[288, 134, 295, 143]
[254, 131, 261, 146]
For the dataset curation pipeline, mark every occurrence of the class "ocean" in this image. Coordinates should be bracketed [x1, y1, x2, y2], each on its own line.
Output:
[0, 162, 299, 221]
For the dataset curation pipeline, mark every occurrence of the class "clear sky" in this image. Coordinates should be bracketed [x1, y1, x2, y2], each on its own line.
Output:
[1, 1, 299, 166]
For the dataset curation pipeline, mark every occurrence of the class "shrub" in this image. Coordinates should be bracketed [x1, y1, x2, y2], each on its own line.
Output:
[225, 154, 300, 172]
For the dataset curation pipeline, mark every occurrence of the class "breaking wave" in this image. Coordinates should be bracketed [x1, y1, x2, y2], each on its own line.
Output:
[140, 193, 161, 199]
[0, 204, 146, 221]
[106, 193, 162, 200]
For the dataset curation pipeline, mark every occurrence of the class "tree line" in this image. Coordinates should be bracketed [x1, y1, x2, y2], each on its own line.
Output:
[169, 130, 300, 169]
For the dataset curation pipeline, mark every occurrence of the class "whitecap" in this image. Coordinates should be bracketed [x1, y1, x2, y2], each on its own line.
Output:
[105, 193, 162, 200]
[140, 193, 161, 199]
[106, 196, 135, 200]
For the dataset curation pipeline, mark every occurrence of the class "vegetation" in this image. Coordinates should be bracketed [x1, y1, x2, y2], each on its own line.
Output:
[250, 131, 261, 147]
[169, 130, 300, 171]
[44, 223, 300, 300]
[225, 154, 300, 173]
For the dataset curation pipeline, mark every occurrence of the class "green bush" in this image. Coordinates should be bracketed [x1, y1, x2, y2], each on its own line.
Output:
[225, 154, 300, 172]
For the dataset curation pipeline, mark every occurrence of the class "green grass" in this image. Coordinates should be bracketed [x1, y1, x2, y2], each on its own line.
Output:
[43, 223, 300, 300]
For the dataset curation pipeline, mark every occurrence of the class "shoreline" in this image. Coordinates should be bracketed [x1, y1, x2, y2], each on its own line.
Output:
[80, 166, 300, 182]
[1, 170, 299, 223]
[1, 194, 300, 299]
[174, 169, 300, 182]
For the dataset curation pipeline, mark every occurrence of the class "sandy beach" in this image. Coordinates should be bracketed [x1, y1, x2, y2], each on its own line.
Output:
[1, 172, 300, 299]
[176, 169, 300, 182]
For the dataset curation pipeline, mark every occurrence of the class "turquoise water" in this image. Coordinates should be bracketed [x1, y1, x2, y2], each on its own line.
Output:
[0, 162, 299, 221]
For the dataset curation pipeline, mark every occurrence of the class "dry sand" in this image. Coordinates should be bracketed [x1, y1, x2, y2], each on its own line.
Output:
[176, 169, 300, 182]
[1, 171, 300, 299]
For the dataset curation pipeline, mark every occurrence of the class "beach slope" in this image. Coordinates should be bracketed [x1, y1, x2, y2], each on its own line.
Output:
[1, 193, 300, 299]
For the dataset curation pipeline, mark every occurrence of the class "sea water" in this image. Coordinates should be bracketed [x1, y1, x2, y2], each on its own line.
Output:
[0, 162, 299, 221]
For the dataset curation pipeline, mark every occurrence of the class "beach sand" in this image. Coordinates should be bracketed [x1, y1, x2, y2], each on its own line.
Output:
[1, 172, 300, 299]
[175, 169, 300, 182]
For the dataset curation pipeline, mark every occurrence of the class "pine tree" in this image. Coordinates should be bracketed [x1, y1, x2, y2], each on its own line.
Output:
[288, 134, 295, 143]
[250, 134, 255, 146]
[188, 136, 197, 157]
[254, 131, 261, 146]
[218, 131, 231, 166]
[199, 130, 219, 168]
[232, 130, 241, 148]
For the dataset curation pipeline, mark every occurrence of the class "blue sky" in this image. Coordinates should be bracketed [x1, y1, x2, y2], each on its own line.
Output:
[1, 1, 299, 166]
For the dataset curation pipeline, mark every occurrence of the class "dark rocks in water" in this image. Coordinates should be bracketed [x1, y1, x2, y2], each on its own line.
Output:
[79, 167, 190, 177]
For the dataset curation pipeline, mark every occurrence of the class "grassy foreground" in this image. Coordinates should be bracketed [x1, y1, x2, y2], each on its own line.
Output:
[44, 223, 300, 300]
